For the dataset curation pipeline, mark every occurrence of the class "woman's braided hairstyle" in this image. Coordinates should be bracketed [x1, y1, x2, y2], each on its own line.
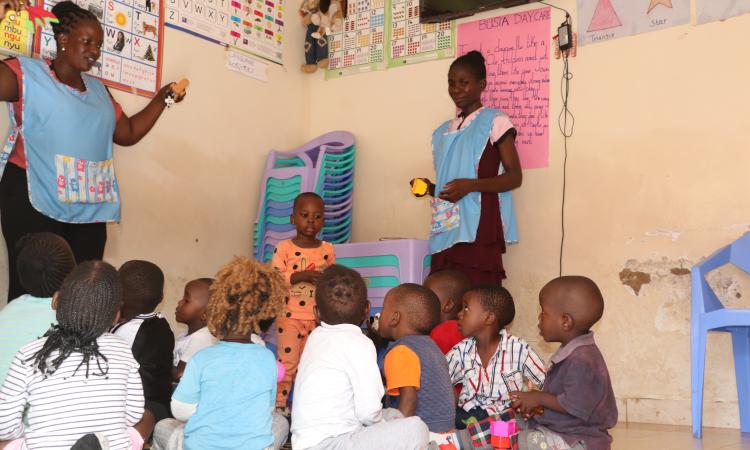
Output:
[51, 1, 99, 39]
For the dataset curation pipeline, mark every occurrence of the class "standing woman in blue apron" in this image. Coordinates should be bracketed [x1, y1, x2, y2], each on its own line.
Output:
[426, 51, 522, 284]
[0, 1, 186, 301]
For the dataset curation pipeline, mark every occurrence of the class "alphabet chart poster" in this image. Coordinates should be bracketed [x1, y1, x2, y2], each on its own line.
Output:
[326, 0, 386, 79]
[387, 0, 454, 68]
[458, 7, 551, 169]
[165, 0, 231, 44]
[38, 0, 164, 97]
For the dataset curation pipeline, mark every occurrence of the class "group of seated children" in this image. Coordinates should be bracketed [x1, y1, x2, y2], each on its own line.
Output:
[0, 191, 617, 450]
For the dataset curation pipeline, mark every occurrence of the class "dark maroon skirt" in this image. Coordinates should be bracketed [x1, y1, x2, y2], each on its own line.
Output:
[430, 138, 508, 285]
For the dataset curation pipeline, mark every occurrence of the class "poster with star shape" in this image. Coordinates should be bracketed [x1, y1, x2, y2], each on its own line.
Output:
[696, 0, 750, 24]
[577, 0, 690, 46]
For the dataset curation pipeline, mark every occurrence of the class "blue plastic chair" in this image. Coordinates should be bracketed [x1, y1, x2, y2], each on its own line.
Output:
[691, 232, 750, 437]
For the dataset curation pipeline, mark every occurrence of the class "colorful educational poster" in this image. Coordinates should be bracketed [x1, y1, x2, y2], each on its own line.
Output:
[387, 0, 454, 67]
[0, 10, 34, 56]
[227, 0, 285, 64]
[696, 0, 750, 24]
[326, 0, 386, 79]
[457, 7, 550, 169]
[38, 0, 164, 97]
[577, 0, 690, 46]
[164, 0, 283, 63]
[164, 0, 231, 44]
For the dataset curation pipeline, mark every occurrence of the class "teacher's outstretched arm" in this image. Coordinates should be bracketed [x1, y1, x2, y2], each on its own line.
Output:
[439, 133, 522, 203]
[113, 83, 186, 146]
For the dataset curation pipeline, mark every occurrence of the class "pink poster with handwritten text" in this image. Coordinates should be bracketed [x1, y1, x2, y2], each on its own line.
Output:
[458, 7, 551, 169]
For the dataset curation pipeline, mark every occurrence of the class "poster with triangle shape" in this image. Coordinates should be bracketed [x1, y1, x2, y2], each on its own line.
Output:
[578, 0, 690, 46]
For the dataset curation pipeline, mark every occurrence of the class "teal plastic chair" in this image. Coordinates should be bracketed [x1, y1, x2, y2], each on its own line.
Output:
[691, 232, 750, 437]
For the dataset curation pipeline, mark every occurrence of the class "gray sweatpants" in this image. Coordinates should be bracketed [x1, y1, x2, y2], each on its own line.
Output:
[308, 408, 429, 450]
[151, 411, 289, 450]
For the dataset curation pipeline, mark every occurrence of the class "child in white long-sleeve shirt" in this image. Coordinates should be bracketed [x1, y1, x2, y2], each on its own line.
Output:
[291, 265, 429, 450]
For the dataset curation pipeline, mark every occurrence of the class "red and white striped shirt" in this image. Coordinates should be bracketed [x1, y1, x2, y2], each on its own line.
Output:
[447, 329, 546, 415]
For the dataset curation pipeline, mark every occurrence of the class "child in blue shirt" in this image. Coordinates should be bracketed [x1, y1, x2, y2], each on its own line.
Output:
[152, 257, 290, 450]
[0, 232, 75, 383]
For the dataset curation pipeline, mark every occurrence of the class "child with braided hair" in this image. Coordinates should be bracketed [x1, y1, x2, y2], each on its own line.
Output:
[0, 260, 150, 449]
[152, 257, 290, 450]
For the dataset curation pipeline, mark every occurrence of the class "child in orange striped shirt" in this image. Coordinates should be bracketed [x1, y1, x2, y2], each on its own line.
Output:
[271, 192, 336, 412]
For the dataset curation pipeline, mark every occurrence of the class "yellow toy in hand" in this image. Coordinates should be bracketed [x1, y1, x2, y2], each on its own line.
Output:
[409, 177, 433, 198]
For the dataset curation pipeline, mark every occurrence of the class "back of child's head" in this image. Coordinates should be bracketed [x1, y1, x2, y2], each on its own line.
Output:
[467, 284, 515, 330]
[315, 264, 368, 325]
[118, 260, 164, 315]
[293, 192, 324, 210]
[424, 269, 472, 316]
[16, 232, 75, 298]
[542, 276, 604, 332]
[207, 256, 287, 338]
[32, 260, 122, 377]
[390, 283, 441, 334]
[450, 50, 487, 81]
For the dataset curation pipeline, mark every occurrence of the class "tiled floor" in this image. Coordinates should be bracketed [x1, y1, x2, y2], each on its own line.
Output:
[279, 423, 749, 449]
[611, 422, 750, 450]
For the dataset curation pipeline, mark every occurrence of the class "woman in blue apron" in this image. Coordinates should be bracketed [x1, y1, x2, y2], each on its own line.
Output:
[0, 1, 185, 301]
[427, 51, 522, 284]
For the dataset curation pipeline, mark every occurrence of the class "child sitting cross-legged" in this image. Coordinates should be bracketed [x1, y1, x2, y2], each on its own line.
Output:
[510, 276, 617, 450]
[378, 283, 455, 433]
[291, 265, 429, 450]
[0, 261, 149, 449]
[152, 257, 289, 450]
[112, 260, 175, 423]
[0, 232, 75, 383]
[448, 285, 546, 429]
[423, 270, 472, 354]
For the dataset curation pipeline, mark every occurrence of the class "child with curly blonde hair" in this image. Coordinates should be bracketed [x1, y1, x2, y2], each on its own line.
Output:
[153, 257, 290, 450]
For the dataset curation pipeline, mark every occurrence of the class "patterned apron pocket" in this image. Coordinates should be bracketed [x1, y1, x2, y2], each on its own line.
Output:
[431, 197, 461, 235]
[55, 154, 119, 204]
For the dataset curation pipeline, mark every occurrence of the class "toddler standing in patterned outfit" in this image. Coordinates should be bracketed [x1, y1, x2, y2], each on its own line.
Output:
[272, 192, 336, 411]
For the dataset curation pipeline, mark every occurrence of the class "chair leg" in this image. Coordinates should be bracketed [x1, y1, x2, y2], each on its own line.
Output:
[692, 328, 707, 438]
[730, 328, 750, 433]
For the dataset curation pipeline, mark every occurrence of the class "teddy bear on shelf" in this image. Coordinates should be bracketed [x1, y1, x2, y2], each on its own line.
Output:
[300, 0, 344, 73]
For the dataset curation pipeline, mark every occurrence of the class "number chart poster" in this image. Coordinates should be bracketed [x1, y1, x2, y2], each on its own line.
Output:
[388, 0, 454, 68]
[38, 0, 164, 97]
[457, 7, 550, 169]
[326, 0, 454, 79]
[165, 0, 284, 64]
[326, 0, 386, 78]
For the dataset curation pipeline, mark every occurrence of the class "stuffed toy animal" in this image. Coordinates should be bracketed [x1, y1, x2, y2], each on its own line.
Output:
[310, 0, 343, 40]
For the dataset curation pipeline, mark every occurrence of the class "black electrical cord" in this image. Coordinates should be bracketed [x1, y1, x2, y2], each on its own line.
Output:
[540, 1, 575, 277]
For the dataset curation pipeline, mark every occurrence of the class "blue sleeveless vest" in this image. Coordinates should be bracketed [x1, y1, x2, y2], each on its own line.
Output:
[3, 57, 120, 223]
[430, 108, 518, 254]
[387, 335, 455, 433]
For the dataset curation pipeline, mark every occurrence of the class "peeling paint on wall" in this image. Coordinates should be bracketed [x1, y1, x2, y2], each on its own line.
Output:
[619, 269, 651, 295]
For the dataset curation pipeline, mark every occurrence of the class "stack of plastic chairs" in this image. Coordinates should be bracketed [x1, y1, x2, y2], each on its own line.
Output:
[334, 239, 430, 314]
[253, 131, 356, 262]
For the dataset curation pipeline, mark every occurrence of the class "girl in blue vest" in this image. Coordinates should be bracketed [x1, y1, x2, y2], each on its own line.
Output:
[0, 1, 185, 301]
[424, 51, 522, 285]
